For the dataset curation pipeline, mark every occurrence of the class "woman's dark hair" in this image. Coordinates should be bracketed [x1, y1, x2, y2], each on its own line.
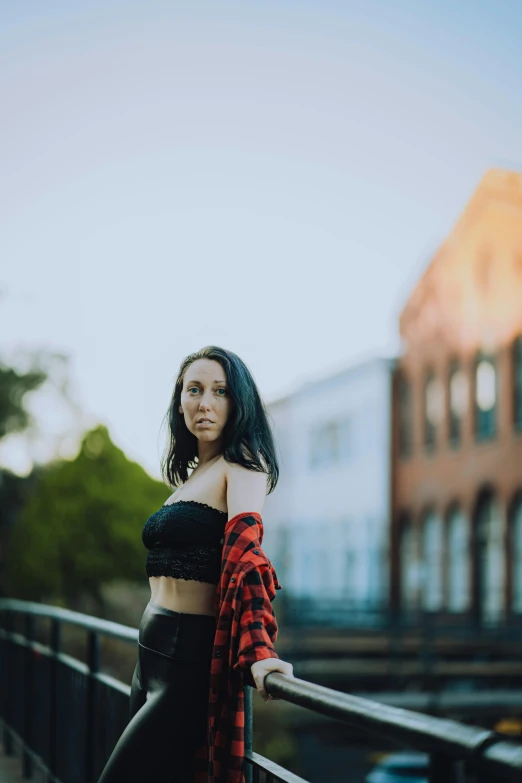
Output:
[160, 346, 279, 493]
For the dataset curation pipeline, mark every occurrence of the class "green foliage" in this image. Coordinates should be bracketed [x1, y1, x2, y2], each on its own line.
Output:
[0, 359, 47, 440]
[4, 424, 170, 607]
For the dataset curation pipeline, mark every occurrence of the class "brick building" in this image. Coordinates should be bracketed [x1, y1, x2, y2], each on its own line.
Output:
[391, 169, 522, 627]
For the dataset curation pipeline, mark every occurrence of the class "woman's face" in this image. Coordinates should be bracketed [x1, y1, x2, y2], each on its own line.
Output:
[179, 358, 232, 444]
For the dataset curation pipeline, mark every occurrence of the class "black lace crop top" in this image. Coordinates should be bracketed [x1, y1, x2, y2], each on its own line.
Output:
[142, 500, 228, 584]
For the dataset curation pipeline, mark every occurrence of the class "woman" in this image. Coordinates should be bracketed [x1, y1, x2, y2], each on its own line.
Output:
[97, 346, 294, 783]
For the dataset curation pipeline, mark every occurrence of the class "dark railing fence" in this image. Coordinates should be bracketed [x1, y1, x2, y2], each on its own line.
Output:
[0, 598, 521, 783]
[0, 600, 133, 783]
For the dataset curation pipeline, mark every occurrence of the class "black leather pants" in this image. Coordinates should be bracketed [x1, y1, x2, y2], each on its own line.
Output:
[97, 600, 216, 783]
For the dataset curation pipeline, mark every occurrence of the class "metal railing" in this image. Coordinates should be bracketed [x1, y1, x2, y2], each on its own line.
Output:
[0, 598, 521, 783]
[256, 673, 522, 783]
[0, 599, 136, 783]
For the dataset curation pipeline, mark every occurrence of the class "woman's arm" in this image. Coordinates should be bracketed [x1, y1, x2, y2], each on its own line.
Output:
[226, 462, 294, 699]
[225, 461, 267, 519]
[226, 461, 274, 664]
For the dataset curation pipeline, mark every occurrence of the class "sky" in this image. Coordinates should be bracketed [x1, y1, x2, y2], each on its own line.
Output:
[1, 0, 522, 479]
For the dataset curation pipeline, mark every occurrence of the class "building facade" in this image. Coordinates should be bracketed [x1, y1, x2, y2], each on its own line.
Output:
[264, 357, 395, 624]
[391, 169, 522, 627]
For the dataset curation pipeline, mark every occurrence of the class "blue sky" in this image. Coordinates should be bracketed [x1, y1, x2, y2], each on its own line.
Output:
[1, 1, 521, 478]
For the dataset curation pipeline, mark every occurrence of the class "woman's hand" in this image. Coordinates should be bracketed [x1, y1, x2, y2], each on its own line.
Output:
[250, 658, 294, 702]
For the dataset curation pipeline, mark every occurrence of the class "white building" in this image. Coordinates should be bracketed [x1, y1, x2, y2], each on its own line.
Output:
[263, 356, 395, 621]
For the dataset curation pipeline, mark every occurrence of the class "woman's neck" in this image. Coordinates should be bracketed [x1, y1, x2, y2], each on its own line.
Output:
[196, 446, 222, 467]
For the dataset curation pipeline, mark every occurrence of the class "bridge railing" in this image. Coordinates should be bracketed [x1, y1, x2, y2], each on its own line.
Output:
[0, 598, 521, 783]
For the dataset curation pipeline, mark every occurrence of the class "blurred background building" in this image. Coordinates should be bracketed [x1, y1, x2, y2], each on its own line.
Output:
[391, 168, 522, 629]
[264, 167, 522, 631]
[264, 356, 394, 626]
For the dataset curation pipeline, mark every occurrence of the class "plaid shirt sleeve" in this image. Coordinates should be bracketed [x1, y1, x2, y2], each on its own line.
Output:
[232, 562, 280, 688]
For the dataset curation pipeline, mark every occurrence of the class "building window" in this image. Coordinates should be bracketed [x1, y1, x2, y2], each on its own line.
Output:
[338, 418, 352, 461]
[398, 371, 412, 457]
[513, 337, 522, 432]
[400, 516, 419, 614]
[512, 497, 522, 613]
[310, 421, 337, 468]
[447, 506, 470, 612]
[474, 353, 497, 441]
[424, 370, 443, 452]
[422, 511, 444, 611]
[448, 360, 468, 448]
[475, 491, 504, 626]
[309, 418, 351, 469]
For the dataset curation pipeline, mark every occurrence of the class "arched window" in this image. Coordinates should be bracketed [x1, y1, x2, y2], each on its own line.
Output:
[448, 360, 468, 448]
[422, 511, 444, 611]
[474, 352, 497, 441]
[397, 371, 412, 457]
[424, 370, 443, 452]
[513, 337, 522, 432]
[511, 497, 522, 613]
[447, 506, 470, 612]
[400, 516, 419, 614]
[475, 492, 504, 625]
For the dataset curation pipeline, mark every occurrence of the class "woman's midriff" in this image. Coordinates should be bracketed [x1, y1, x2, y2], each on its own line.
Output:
[149, 575, 217, 617]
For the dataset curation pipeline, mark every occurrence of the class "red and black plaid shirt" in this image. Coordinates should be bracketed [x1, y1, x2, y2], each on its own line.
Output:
[193, 511, 282, 783]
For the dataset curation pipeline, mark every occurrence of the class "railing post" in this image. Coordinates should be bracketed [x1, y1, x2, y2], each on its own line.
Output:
[48, 618, 61, 783]
[1, 609, 13, 756]
[22, 613, 35, 778]
[429, 752, 465, 783]
[244, 684, 253, 783]
[85, 630, 100, 783]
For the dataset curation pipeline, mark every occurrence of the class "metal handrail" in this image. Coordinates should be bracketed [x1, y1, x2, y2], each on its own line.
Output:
[262, 674, 522, 782]
[0, 598, 137, 641]
[1, 598, 521, 783]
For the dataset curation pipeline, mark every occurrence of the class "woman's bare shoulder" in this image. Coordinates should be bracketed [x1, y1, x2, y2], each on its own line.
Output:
[224, 458, 266, 482]
[225, 460, 267, 517]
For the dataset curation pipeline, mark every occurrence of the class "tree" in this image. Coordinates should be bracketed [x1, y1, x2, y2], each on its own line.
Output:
[0, 357, 48, 440]
[4, 424, 169, 610]
[0, 353, 49, 595]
